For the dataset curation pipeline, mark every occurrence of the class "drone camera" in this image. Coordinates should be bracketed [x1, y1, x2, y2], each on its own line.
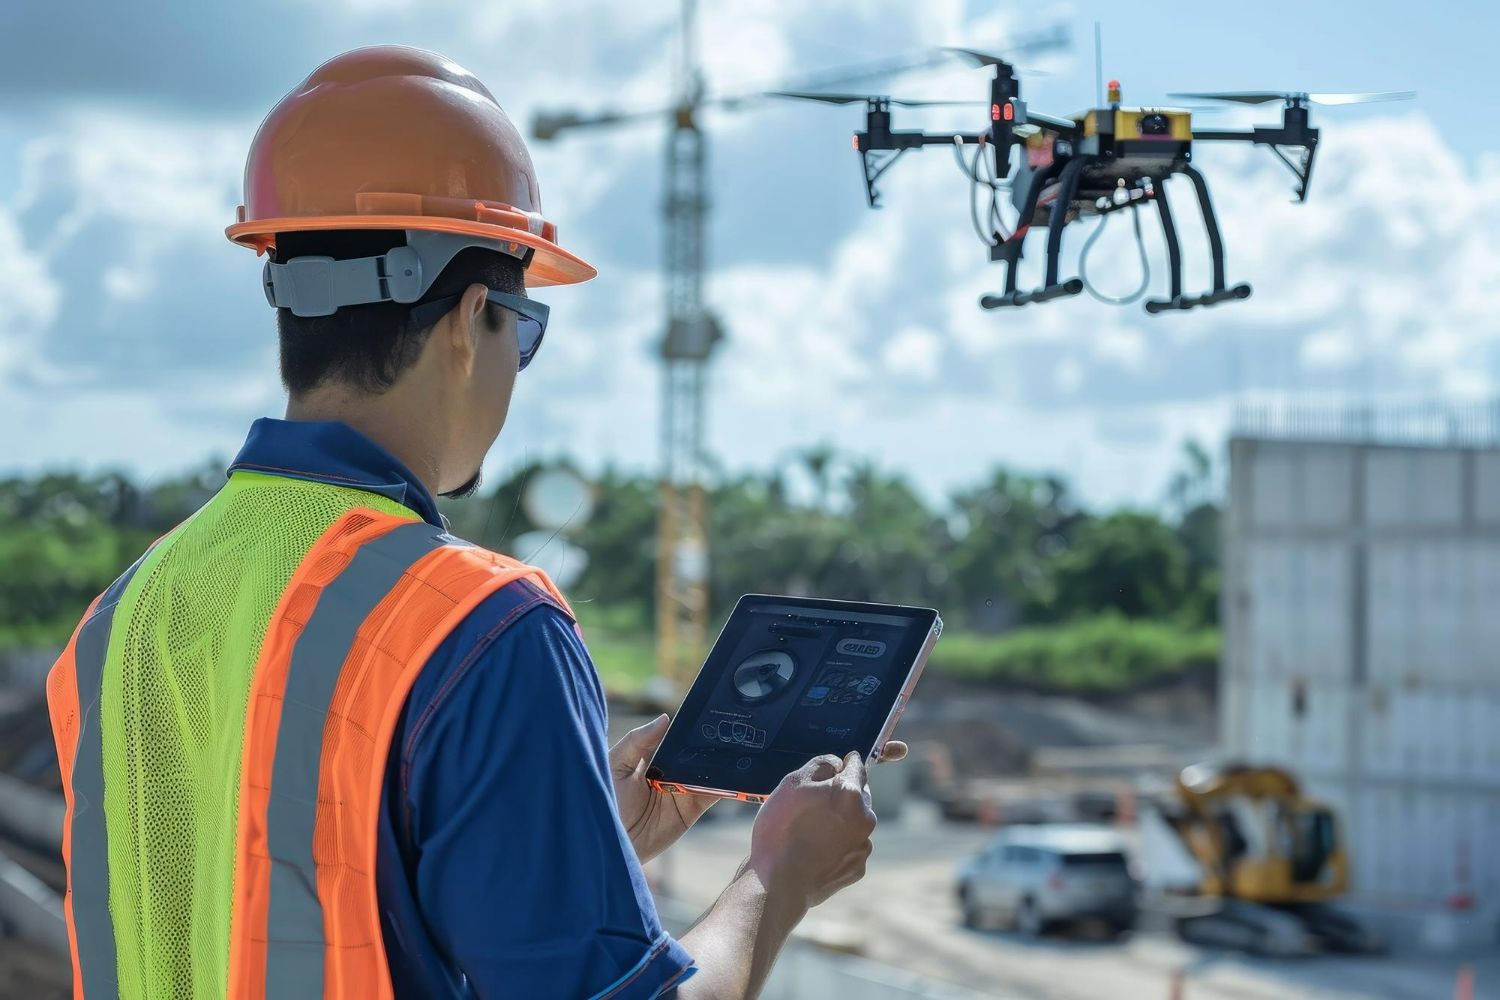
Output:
[1139, 113, 1171, 136]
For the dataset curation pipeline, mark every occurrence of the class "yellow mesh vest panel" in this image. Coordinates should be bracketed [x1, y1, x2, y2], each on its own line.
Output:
[97, 471, 417, 1000]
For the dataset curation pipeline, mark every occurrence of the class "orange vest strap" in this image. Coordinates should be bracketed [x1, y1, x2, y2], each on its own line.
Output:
[229, 510, 566, 1000]
[45, 548, 152, 999]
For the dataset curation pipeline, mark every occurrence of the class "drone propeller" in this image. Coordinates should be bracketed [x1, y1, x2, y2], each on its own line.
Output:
[1169, 90, 1415, 107]
[769, 90, 983, 107]
[943, 47, 1053, 76]
[945, 46, 1010, 68]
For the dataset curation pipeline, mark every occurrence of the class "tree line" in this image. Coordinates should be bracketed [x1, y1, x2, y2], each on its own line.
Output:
[0, 443, 1220, 655]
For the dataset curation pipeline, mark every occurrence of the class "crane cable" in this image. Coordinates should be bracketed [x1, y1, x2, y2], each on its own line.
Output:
[1079, 203, 1151, 305]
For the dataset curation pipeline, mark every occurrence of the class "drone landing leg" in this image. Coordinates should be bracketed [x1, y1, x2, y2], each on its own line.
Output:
[1146, 166, 1253, 313]
[1154, 179, 1184, 301]
[981, 157, 1086, 309]
[986, 160, 1064, 300]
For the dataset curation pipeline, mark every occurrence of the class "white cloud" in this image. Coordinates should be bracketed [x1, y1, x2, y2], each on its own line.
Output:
[0, 208, 59, 378]
[1301, 327, 1359, 369]
[3, 5, 1499, 517]
[1054, 356, 1083, 394]
[882, 326, 941, 381]
[102, 264, 152, 303]
[1091, 324, 1147, 371]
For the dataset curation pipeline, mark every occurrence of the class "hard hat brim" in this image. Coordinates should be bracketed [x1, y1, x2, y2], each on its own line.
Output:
[226, 215, 597, 288]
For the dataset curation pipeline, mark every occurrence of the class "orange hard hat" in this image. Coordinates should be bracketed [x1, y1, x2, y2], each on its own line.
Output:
[227, 45, 595, 292]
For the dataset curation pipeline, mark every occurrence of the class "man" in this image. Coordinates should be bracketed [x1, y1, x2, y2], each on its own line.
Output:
[46, 45, 903, 999]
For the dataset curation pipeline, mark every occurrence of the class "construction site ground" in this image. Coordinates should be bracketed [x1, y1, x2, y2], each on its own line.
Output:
[645, 798, 1499, 1000]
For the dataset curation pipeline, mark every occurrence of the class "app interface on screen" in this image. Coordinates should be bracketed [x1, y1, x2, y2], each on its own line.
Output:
[686, 603, 915, 764]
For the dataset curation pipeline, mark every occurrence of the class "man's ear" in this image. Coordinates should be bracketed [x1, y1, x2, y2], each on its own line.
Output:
[446, 283, 491, 376]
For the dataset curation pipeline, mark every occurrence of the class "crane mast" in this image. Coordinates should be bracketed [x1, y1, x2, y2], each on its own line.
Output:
[656, 0, 722, 686]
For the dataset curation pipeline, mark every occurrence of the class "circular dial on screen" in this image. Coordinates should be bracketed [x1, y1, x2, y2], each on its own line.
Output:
[732, 649, 797, 704]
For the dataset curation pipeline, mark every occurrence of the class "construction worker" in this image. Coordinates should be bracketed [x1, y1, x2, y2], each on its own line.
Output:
[45, 45, 903, 999]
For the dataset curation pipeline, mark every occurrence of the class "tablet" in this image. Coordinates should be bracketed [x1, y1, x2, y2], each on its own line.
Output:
[646, 594, 943, 803]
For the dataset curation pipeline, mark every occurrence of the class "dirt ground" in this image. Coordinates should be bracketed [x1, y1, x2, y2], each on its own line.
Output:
[647, 799, 1499, 1000]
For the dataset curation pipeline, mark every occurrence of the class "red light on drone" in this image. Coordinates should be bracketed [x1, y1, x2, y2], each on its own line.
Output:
[991, 103, 1001, 121]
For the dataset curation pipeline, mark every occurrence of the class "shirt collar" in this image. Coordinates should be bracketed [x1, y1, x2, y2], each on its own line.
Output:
[227, 417, 445, 528]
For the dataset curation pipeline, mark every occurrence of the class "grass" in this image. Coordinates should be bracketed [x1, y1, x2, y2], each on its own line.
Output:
[571, 604, 1218, 698]
[573, 603, 659, 695]
[929, 614, 1219, 694]
[583, 631, 659, 694]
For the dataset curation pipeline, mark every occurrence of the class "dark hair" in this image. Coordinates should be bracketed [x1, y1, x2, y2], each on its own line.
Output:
[274, 229, 526, 396]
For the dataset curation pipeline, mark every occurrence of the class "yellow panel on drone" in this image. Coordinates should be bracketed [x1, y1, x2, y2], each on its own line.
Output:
[1079, 107, 1194, 141]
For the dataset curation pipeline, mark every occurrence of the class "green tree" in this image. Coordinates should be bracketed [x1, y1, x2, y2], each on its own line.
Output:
[0, 464, 219, 645]
[945, 470, 1085, 629]
[571, 467, 659, 621]
[1050, 511, 1191, 620]
[1165, 440, 1222, 626]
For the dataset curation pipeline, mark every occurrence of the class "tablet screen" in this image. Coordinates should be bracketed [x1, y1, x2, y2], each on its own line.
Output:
[647, 595, 940, 798]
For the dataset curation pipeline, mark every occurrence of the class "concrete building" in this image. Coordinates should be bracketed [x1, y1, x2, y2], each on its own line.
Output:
[1222, 404, 1500, 947]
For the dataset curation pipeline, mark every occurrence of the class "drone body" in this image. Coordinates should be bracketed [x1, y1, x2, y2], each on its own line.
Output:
[782, 58, 1411, 314]
[1013, 99, 1195, 221]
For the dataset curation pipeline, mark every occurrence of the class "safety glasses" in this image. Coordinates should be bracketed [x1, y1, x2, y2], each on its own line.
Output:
[410, 290, 550, 371]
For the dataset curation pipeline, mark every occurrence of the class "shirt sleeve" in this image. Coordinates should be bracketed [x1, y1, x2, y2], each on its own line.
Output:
[396, 597, 695, 999]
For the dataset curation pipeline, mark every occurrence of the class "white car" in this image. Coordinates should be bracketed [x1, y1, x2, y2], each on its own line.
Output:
[956, 824, 1137, 937]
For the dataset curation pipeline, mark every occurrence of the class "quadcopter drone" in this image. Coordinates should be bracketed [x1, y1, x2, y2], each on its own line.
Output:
[778, 52, 1412, 313]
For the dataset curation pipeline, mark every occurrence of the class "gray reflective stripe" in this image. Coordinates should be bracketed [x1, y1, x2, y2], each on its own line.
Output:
[264, 522, 450, 997]
[70, 553, 149, 999]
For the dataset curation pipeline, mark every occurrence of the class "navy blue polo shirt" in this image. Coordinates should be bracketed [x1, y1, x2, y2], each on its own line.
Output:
[229, 418, 695, 999]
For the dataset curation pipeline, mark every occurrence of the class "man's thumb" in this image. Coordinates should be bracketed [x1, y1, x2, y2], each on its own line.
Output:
[614, 714, 671, 764]
[839, 750, 868, 790]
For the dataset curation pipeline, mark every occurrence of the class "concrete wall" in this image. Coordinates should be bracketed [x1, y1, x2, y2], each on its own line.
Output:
[1223, 438, 1500, 910]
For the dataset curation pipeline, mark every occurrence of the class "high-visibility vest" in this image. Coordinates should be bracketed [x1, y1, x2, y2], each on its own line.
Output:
[46, 471, 569, 999]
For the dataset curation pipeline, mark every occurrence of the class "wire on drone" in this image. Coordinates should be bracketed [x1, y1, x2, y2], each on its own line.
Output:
[1079, 204, 1151, 305]
[952, 134, 1011, 245]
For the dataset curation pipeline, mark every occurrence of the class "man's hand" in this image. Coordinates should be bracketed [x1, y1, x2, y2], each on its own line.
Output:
[611, 714, 717, 864]
[609, 714, 907, 865]
[748, 751, 878, 909]
[671, 743, 908, 1000]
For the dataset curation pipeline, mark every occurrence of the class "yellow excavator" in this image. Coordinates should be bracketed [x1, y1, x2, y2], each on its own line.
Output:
[1139, 762, 1382, 955]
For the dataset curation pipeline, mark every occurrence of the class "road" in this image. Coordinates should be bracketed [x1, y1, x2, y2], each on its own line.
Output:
[646, 801, 1497, 1000]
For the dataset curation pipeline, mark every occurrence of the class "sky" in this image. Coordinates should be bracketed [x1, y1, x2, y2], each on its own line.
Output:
[0, 0, 1496, 509]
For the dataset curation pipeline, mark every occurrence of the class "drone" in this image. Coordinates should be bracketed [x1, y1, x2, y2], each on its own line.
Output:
[777, 52, 1413, 313]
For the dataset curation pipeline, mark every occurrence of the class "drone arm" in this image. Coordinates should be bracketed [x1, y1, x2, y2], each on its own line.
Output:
[917, 132, 987, 146]
[1022, 111, 1083, 138]
[858, 147, 907, 207]
[1187, 128, 1253, 143]
[1192, 115, 1320, 201]
[855, 130, 988, 207]
[1267, 143, 1318, 201]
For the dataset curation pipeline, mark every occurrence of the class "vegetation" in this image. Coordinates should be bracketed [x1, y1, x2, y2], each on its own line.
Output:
[0, 443, 1222, 694]
[929, 614, 1220, 694]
